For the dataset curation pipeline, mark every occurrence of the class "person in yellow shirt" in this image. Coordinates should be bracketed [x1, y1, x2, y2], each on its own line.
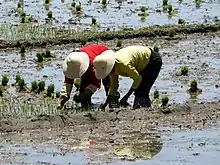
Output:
[93, 45, 162, 109]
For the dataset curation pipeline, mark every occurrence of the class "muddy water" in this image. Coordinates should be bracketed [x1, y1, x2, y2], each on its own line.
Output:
[1, 34, 220, 104]
[0, 127, 219, 165]
[0, 0, 219, 29]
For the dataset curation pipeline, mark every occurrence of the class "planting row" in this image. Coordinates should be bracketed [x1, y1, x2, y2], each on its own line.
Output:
[0, 74, 60, 99]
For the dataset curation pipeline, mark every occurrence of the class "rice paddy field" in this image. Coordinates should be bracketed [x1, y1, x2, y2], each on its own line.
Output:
[0, 0, 220, 165]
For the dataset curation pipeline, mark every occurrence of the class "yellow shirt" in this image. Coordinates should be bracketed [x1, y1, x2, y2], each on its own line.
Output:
[109, 46, 151, 96]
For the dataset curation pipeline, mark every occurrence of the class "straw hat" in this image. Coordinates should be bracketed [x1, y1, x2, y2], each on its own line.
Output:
[62, 52, 89, 79]
[93, 50, 115, 79]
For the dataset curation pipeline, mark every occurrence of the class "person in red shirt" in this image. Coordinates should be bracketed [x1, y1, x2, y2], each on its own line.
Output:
[59, 44, 120, 109]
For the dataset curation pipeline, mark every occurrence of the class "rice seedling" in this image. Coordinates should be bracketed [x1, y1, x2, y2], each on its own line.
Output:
[18, 78, 25, 92]
[138, 7, 149, 17]
[195, 0, 201, 8]
[0, 86, 4, 97]
[20, 45, 25, 53]
[31, 81, 38, 92]
[55, 91, 60, 98]
[153, 45, 159, 53]
[75, 5, 82, 12]
[1, 75, 9, 86]
[71, 2, 76, 7]
[45, 0, 50, 4]
[154, 89, 159, 99]
[167, 4, 173, 14]
[37, 81, 46, 93]
[80, 38, 87, 46]
[168, 29, 175, 37]
[178, 18, 185, 25]
[17, 2, 22, 8]
[163, 0, 168, 6]
[180, 66, 189, 76]
[36, 53, 44, 62]
[45, 49, 53, 58]
[47, 84, 55, 97]
[91, 18, 97, 25]
[189, 80, 202, 93]
[161, 96, 169, 106]
[116, 40, 123, 47]
[15, 74, 22, 84]
[47, 11, 53, 19]
[101, 0, 107, 5]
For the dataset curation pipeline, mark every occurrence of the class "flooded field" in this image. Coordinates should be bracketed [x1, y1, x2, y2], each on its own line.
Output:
[0, 32, 219, 106]
[1, 0, 220, 30]
[0, 1, 220, 165]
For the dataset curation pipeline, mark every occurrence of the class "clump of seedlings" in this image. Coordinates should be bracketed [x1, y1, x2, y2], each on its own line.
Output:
[47, 83, 55, 97]
[188, 80, 202, 93]
[37, 81, 46, 93]
[1, 75, 9, 87]
[178, 18, 185, 25]
[20, 12, 36, 23]
[31, 81, 38, 92]
[36, 50, 55, 63]
[153, 45, 160, 53]
[161, 96, 169, 106]
[180, 66, 189, 76]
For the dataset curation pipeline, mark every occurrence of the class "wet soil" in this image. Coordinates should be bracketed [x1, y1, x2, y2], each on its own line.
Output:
[0, 100, 220, 164]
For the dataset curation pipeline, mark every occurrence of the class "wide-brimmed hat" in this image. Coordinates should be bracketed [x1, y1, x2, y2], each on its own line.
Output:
[93, 50, 115, 80]
[62, 52, 89, 79]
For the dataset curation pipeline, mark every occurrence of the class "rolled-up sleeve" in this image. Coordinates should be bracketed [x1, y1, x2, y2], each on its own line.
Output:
[109, 73, 119, 96]
[126, 64, 142, 89]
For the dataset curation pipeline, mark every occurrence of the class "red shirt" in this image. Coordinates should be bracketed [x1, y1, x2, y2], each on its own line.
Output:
[64, 44, 109, 89]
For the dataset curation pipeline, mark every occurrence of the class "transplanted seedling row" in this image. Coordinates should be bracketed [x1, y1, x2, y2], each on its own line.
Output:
[0, 74, 60, 99]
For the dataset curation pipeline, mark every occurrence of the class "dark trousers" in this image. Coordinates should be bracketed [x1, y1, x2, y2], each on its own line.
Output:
[80, 74, 118, 108]
[134, 49, 162, 99]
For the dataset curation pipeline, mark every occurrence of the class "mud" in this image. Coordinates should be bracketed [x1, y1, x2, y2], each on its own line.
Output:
[0, 100, 220, 164]
[0, 0, 219, 29]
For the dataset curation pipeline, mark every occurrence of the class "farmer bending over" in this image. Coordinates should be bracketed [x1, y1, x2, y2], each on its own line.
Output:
[93, 45, 162, 110]
[59, 44, 120, 109]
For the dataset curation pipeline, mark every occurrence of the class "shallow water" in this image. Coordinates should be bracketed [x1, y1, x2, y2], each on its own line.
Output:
[0, 0, 219, 30]
[109, 127, 220, 165]
[0, 128, 220, 165]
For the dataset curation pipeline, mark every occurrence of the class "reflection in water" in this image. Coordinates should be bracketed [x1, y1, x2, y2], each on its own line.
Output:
[113, 135, 162, 160]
